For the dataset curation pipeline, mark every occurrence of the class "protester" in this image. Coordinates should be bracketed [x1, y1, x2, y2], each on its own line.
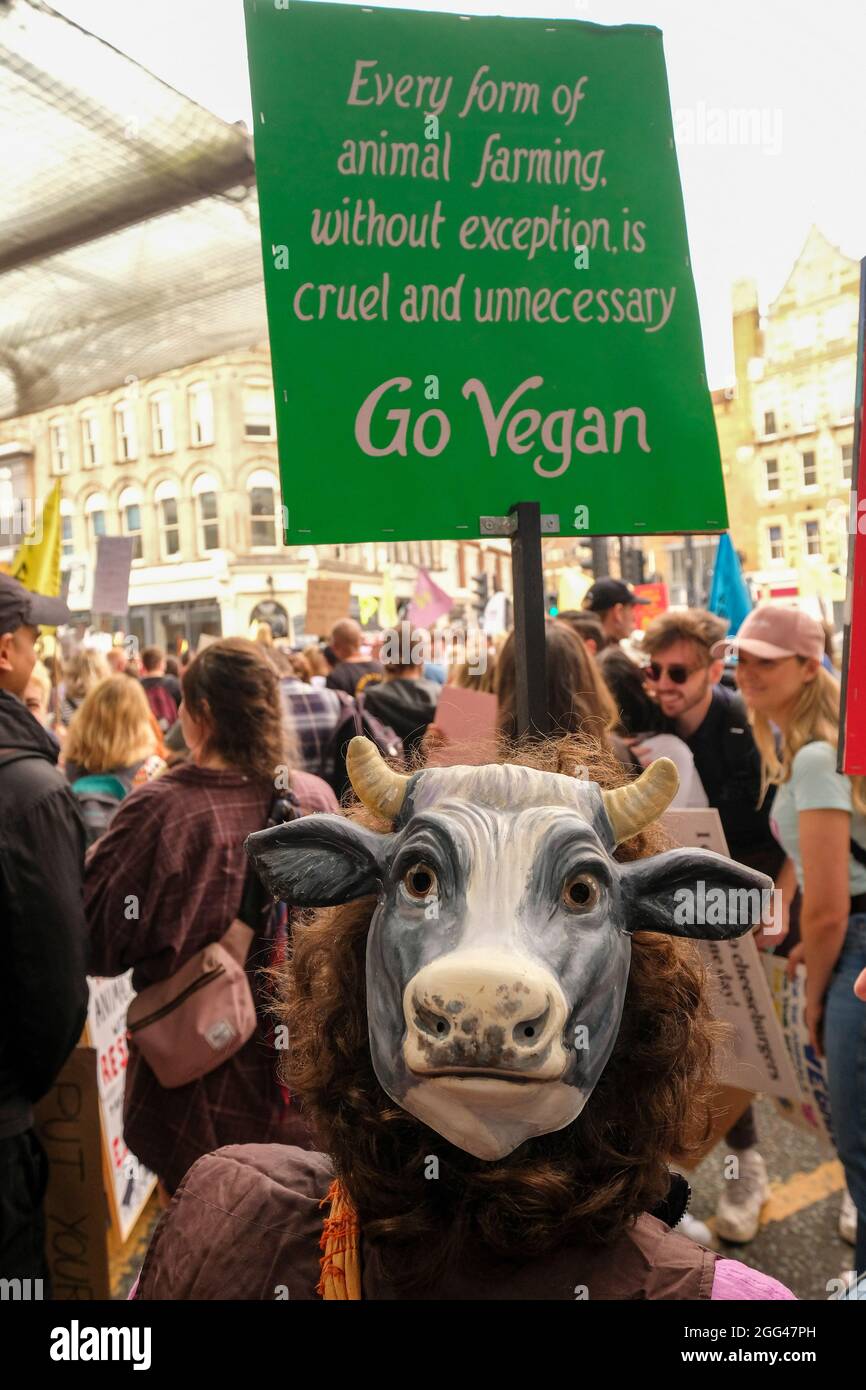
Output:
[134, 733, 793, 1301]
[65, 676, 166, 843]
[728, 604, 866, 1276]
[0, 575, 88, 1288]
[105, 645, 128, 675]
[85, 638, 339, 1197]
[363, 625, 440, 758]
[140, 645, 181, 730]
[598, 646, 707, 808]
[59, 647, 110, 725]
[558, 609, 608, 656]
[639, 607, 786, 1244]
[495, 620, 638, 772]
[277, 650, 344, 781]
[582, 577, 650, 643]
[325, 618, 383, 696]
[23, 657, 52, 726]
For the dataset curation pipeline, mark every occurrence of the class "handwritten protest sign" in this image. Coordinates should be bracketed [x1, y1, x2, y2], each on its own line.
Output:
[763, 957, 834, 1148]
[85, 975, 156, 1244]
[245, 1, 725, 544]
[662, 809, 832, 1138]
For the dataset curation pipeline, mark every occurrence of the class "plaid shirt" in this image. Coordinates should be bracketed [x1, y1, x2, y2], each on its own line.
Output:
[280, 677, 344, 781]
[85, 762, 338, 1192]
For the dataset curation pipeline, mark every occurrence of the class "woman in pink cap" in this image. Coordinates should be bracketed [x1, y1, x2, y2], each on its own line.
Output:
[723, 603, 866, 1276]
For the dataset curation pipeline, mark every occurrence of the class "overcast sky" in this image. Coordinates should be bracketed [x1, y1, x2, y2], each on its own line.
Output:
[53, 0, 866, 387]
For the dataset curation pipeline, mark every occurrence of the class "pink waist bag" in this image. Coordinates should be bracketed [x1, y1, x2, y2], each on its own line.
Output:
[126, 921, 256, 1088]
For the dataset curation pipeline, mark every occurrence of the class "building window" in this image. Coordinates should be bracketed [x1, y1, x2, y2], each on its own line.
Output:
[248, 468, 278, 546]
[81, 413, 100, 468]
[763, 410, 777, 436]
[764, 457, 780, 493]
[802, 451, 817, 488]
[154, 480, 180, 558]
[49, 420, 69, 475]
[114, 401, 138, 461]
[243, 381, 275, 439]
[149, 393, 174, 454]
[842, 443, 854, 483]
[767, 524, 784, 563]
[118, 486, 144, 561]
[803, 519, 821, 557]
[798, 390, 817, 429]
[85, 492, 108, 548]
[192, 473, 220, 551]
[188, 382, 214, 446]
[60, 499, 74, 560]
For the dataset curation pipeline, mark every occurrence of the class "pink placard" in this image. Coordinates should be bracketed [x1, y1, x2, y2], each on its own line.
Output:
[426, 685, 499, 766]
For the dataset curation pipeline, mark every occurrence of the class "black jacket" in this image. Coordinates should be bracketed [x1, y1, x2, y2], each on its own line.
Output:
[0, 689, 88, 1136]
[363, 677, 439, 755]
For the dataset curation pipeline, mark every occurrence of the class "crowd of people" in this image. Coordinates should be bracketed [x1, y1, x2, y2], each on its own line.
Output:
[1, 564, 864, 1301]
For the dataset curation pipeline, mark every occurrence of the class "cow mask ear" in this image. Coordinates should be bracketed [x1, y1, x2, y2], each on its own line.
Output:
[245, 815, 393, 906]
[617, 848, 774, 940]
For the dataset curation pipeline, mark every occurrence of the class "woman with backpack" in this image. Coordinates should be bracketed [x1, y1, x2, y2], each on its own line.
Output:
[85, 638, 339, 1197]
[64, 677, 166, 843]
[728, 604, 866, 1279]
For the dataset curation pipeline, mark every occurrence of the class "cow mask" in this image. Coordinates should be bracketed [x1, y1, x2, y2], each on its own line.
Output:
[246, 738, 772, 1161]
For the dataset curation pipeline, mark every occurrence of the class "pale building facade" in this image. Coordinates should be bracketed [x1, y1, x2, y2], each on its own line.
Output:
[0, 346, 511, 647]
[712, 228, 857, 620]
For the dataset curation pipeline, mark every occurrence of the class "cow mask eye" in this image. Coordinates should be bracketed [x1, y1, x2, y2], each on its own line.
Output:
[403, 862, 438, 900]
[563, 873, 601, 913]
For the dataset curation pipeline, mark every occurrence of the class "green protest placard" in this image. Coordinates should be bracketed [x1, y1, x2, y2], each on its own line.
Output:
[245, 0, 726, 545]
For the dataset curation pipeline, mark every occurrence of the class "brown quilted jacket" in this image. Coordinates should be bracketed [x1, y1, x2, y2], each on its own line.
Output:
[135, 1143, 718, 1301]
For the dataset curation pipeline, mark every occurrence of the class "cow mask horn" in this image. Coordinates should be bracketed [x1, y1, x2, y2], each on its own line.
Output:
[347, 736, 410, 818]
[247, 738, 774, 1160]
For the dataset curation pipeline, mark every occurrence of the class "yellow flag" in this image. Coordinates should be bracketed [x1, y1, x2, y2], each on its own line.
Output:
[359, 594, 379, 625]
[11, 481, 62, 596]
[379, 565, 398, 628]
[557, 567, 592, 612]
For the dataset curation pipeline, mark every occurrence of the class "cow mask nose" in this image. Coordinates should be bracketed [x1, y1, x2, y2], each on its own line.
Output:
[403, 951, 568, 1079]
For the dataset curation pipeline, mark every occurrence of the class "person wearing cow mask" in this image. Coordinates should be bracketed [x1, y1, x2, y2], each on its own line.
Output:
[134, 736, 794, 1302]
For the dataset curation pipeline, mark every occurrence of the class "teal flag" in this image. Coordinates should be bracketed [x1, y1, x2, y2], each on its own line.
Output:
[708, 532, 751, 635]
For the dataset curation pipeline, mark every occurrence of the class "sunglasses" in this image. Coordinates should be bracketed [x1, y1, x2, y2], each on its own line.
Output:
[645, 660, 705, 685]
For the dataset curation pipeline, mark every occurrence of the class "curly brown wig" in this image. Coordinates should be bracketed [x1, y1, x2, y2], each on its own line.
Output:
[274, 733, 723, 1290]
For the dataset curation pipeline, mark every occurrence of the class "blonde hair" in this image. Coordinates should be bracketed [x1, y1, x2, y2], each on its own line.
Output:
[65, 676, 158, 774]
[64, 649, 110, 701]
[751, 662, 866, 815]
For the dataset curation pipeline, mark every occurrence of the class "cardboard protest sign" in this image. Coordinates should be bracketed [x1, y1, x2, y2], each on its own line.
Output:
[662, 809, 799, 1100]
[91, 536, 133, 617]
[85, 974, 157, 1244]
[34, 1047, 110, 1300]
[245, 0, 725, 545]
[304, 577, 352, 637]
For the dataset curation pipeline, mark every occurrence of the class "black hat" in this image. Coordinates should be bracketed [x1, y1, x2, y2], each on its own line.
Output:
[0, 572, 70, 633]
[583, 577, 650, 613]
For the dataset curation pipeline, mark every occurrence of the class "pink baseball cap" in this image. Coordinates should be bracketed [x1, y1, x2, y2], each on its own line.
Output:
[711, 604, 825, 662]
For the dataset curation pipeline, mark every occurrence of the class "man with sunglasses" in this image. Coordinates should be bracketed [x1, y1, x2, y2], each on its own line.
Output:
[638, 608, 786, 1248]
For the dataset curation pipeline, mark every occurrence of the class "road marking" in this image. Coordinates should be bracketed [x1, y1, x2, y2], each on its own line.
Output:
[705, 1158, 846, 1235]
[759, 1159, 846, 1225]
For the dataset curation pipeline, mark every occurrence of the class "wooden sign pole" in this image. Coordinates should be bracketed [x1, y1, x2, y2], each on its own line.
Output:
[509, 502, 550, 740]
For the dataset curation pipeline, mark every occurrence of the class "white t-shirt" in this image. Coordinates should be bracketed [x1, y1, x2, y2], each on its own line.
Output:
[634, 733, 709, 810]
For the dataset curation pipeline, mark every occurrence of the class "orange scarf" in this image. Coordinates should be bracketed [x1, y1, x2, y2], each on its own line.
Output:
[317, 1180, 362, 1300]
